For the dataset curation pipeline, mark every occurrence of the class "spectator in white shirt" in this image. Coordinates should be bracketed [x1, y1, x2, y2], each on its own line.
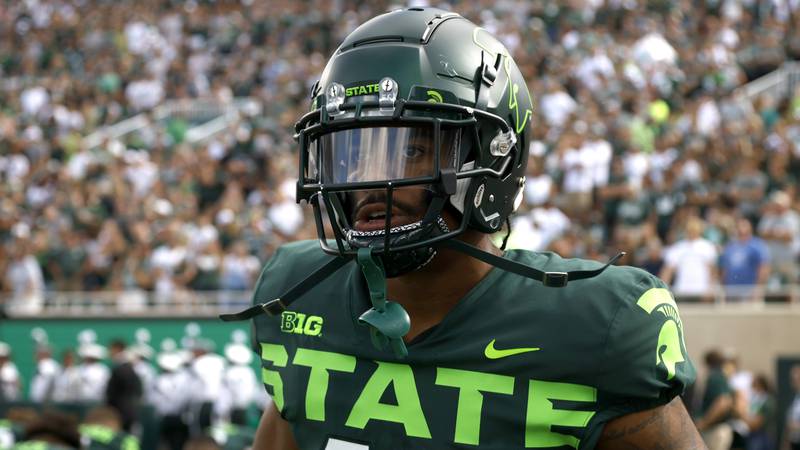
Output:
[222, 338, 258, 425]
[588, 125, 613, 189]
[130, 344, 157, 405]
[219, 240, 261, 291]
[575, 48, 615, 91]
[151, 223, 189, 275]
[153, 345, 191, 450]
[151, 222, 193, 304]
[531, 203, 572, 251]
[623, 147, 651, 191]
[559, 132, 595, 217]
[76, 343, 110, 403]
[696, 96, 722, 136]
[123, 150, 159, 198]
[185, 212, 220, 254]
[4, 237, 44, 314]
[539, 82, 577, 129]
[649, 135, 680, 185]
[29, 344, 61, 403]
[188, 340, 227, 430]
[53, 349, 82, 403]
[20, 85, 49, 118]
[267, 182, 304, 238]
[0, 342, 21, 401]
[2, 146, 30, 189]
[507, 200, 571, 253]
[524, 154, 554, 208]
[124, 75, 165, 111]
[660, 216, 719, 301]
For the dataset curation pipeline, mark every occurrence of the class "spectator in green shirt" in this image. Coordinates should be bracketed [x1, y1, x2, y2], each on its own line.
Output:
[696, 349, 735, 450]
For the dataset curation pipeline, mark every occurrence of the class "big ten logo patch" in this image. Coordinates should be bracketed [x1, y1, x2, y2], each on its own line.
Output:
[280, 311, 323, 337]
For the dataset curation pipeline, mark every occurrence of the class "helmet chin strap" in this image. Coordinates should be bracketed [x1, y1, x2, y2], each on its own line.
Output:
[355, 247, 410, 358]
[440, 239, 626, 287]
[220, 219, 623, 359]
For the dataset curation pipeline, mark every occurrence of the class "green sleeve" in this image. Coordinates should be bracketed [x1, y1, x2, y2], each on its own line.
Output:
[599, 271, 695, 402]
[589, 271, 695, 435]
[581, 271, 696, 448]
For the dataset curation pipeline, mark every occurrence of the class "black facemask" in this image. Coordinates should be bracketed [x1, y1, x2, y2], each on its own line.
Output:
[343, 190, 451, 277]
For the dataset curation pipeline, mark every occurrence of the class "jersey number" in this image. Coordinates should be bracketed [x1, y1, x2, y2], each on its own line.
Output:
[325, 438, 369, 449]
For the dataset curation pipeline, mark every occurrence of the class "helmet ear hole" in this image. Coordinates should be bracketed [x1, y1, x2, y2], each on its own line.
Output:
[467, 175, 517, 233]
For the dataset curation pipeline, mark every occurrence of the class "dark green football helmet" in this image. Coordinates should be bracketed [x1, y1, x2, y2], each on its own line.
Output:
[222, 8, 620, 357]
[295, 7, 533, 276]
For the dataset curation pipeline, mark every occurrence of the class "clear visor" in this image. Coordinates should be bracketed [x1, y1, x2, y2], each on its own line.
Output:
[308, 126, 460, 184]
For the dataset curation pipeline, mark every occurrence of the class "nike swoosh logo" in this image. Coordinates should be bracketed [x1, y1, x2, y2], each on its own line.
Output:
[484, 339, 540, 359]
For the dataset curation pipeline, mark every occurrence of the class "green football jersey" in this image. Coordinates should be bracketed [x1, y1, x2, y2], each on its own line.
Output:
[251, 240, 695, 450]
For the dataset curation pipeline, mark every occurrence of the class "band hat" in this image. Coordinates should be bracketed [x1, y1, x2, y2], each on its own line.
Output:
[224, 343, 253, 365]
[130, 343, 155, 360]
[78, 343, 107, 360]
[156, 351, 186, 372]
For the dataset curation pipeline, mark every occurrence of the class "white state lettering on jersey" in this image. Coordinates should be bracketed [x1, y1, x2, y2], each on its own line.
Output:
[325, 438, 369, 450]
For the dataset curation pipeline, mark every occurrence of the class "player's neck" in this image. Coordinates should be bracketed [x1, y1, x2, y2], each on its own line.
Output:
[387, 231, 501, 341]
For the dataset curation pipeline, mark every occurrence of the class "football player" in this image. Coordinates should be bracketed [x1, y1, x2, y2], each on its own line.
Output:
[223, 7, 704, 450]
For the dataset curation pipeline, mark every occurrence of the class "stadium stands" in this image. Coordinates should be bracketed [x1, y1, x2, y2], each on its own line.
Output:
[1, 1, 800, 447]
[1, 1, 797, 312]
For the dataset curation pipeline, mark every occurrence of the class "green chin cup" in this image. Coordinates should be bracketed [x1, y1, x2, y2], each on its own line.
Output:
[356, 247, 411, 358]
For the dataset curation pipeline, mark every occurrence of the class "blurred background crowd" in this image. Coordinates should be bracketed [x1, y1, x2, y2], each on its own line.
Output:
[0, 327, 265, 449]
[690, 348, 800, 450]
[1, 0, 800, 310]
[0, 1, 800, 449]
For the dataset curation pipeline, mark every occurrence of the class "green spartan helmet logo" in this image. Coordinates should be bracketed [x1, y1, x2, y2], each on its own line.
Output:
[637, 288, 687, 380]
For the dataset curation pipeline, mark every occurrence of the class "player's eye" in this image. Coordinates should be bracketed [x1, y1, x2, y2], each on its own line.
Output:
[402, 146, 426, 159]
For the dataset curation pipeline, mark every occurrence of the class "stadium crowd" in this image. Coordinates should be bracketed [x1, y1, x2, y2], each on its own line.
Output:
[0, 331, 264, 449]
[1, 2, 800, 311]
